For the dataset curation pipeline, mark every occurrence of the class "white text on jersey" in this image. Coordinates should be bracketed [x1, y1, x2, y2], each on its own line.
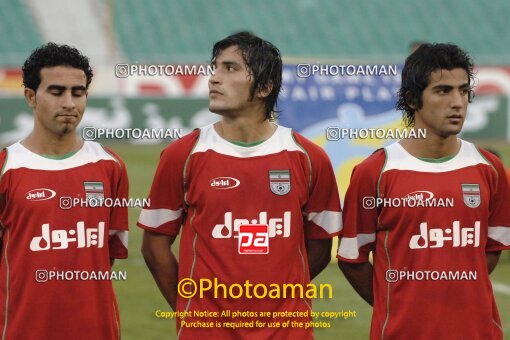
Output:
[26, 188, 56, 201]
[210, 177, 240, 189]
[212, 212, 291, 239]
[30, 222, 105, 251]
[409, 221, 480, 249]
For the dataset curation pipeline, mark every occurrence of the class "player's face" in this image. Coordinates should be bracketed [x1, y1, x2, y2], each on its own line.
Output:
[208, 46, 263, 117]
[24, 66, 87, 136]
[413, 68, 470, 138]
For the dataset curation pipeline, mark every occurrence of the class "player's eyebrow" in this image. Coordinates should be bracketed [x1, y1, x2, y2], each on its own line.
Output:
[431, 84, 453, 91]
[220, 60, 241, 68]
[46, 84, 87, 92]
[431, 83, 469, 91]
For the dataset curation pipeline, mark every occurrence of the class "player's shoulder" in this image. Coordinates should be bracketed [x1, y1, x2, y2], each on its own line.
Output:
[160, 128, 201, 161]
[290, 129, 330, 161]
[0, 148, 6, 165]
[97, 144, 127, 170]
[476, 146, 503, 166]
[354, 147, 387, 174]
[475, 144, 506, 174]
[83, 141, 126, 169]
[0, 147, 7, 177]
[0, 142, 27, 177]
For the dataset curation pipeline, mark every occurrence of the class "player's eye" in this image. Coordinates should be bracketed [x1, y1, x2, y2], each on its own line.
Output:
[72, 90, 85, 97]
[50, 90, 63, 96]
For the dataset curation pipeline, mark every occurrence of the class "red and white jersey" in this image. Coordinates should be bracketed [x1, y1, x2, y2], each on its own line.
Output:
[138, 124, 341, 340]
[338, 140, 510, 340]
[0, 141, 128, 340]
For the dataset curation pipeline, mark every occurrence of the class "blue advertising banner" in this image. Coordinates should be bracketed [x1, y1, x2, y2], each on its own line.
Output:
[278, 64, 404, 197]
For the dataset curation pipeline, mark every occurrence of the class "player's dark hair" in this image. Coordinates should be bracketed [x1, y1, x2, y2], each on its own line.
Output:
[396, 43, 475, 127]
[212, 31, 282, 120]
[22, 42, 93, 91]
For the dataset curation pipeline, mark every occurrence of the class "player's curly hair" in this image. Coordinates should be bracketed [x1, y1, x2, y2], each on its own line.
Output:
[22, 42, 93, 91]
[212, 31, 282, 121]
[396, 43, 475, 127]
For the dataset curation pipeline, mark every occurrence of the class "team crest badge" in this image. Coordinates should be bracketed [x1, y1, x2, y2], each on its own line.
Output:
[461, 184, 480, 208]
[269, 170, 291, 195]
[84, 181, 105, 206]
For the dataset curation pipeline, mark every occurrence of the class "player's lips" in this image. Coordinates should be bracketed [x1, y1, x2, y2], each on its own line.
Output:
[209, 90, 223, 96]
[447, 114, 463, 121]
[56, 113, 78, 117]
[56, 113, 79, 121]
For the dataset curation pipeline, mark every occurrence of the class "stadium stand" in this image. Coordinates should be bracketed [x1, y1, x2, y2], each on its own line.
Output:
[113, 0, 510, 64]
[0, 0, 42, 66]
[1, 0, 509, 66]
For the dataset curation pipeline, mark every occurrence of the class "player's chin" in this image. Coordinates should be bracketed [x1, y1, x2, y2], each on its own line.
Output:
[57, 122, 78, 135]
[208, 104, 227, 114]
[442, 125, 463, 137]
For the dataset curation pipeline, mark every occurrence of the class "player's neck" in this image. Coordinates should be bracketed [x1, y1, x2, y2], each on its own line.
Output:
[214, 115, 277, 144]
[21, 130, 83, 157]
[399, 134, 461, 160]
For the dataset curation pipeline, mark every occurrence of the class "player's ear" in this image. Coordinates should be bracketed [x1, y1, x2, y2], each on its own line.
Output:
[24, 88, 36, 108]
[257, 81, 273, 99]
[405, 91, 417, 110]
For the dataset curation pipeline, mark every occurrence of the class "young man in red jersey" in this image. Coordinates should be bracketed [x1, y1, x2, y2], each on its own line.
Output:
[0, 43, 128, 339]
[338, 43, 510, 339]
[138, 32, 341, 339]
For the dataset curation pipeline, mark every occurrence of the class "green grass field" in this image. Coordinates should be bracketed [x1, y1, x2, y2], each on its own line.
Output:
[110, 142, 510, 340]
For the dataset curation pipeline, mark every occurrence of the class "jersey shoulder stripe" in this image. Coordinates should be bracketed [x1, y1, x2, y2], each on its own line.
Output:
[191, 124, 303, 158]
[383, 139, 489, 173]
[2, 141, 119, 173]
[291, 130, 332, 162]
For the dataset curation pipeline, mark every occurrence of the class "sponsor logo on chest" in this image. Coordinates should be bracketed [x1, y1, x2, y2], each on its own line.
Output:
[409, 221, 480, 249]
[210, 177, 240, 189]
[30, 221, 104, 251]
[212, 211, 291, 239]
[25, 188, 56, 201]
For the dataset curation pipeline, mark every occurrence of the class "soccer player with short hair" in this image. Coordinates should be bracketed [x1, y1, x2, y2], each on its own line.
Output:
[0, 43, 128, 339]
[138, 32, 341, 339]
[338, 43, 510, 339]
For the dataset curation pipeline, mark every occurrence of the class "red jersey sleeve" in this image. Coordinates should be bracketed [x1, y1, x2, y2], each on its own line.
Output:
[337, 149, 386, 263]
[103, 146, 129, 259]
[0, 149, 6, 234]
[480, 149, 510, 252]
[137, 130, 200, 236]
[292, 132, 342, 239]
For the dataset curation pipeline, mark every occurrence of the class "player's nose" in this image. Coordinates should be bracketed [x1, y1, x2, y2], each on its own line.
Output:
[61, 92, 76, 110]
[209, 69, 221, 85]
[450, 89, 465, 109]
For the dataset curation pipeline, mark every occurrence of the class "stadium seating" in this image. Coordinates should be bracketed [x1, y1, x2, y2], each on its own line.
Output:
[1, 0, 509, 66]
[0, 0, 42, 66]
[114, 0, 510, 64]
